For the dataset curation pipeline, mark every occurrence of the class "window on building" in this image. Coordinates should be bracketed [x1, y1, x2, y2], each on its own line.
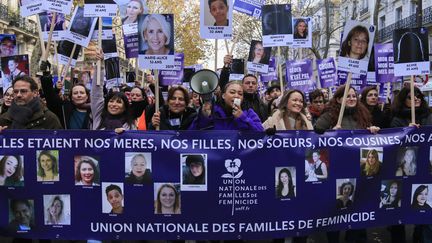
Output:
[380, 16, 386, 29]
[396, 7, 402, 22]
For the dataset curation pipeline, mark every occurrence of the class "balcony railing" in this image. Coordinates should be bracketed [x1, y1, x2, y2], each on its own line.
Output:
[360, 7, 369, 16]
[378, 6, 432, 42]
[0, 4, 38, 35]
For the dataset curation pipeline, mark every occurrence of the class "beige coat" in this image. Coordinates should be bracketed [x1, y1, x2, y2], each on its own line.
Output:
[262, 109, 313, 130]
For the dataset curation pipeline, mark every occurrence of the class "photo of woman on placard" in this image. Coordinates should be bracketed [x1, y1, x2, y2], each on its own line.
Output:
[340, 25, 370, 60]
[305, 149, 328, 182]
[121, 0, 145, 24]
[360, 148, 382, 177]
[0, 155, 23, 187]
[247, 40, 270, 65]
[74, 156, 100, 186]
[207, 0, 229, 26]
[139, 14, 174, 55]
[380, 180, 402, 208]
[125, 153, 152, 184]
[40, 11, 66, 32]
[70, 6, 93, 37]
[336, 179, 356, 209]
[394, 27, 429, 64]
[37, 150, 59, 182]
[154, 183, 181, 214]
[411, 184, 431, 209]
[44, 195, 70, 225]
[275, 167, 295, 199]
[293, 18, 308, 39]
[396, 147, 417, 176]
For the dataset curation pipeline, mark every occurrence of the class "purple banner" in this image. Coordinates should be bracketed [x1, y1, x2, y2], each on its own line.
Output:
[317, 58, 337, 88]
[158, 53, 184, 86]
[124, 34, 138, 58]
[337, 70, 366, 92]
[260, 56, 277, 83]
[286, 59, 314, 92]
[374, 43, 402, 83]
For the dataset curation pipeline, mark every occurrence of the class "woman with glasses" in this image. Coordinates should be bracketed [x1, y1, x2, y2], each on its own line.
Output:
[360, 86, 390, 128]
[340, 25, 370, 60]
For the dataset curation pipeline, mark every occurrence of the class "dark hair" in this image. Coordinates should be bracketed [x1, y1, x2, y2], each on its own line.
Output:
[75, 158, 99, 183]
[340, 25, 369, 59]
[339, 181, 355, 196]
[294, 19, 308, 37]
[412, 184, 428, 207]
[391, 86, 428, 118]
[99, 91, 134, 129]
[360, 86, 377, 106]
[385, 180, 401, 201]
[37, 151, 59, 178]
[168, 85, 190, 107]
[321, 85, 371, 129]
[309, 89, 324, 103]
[10, 199, 31, 212]
[0, 155, 23, 182]
[278, 89, 307, 114]
[12, 75, 38, 91]
[276, 168, 295, 198]
[241, 74, 258, 84]
[105, 184, 122, 196]
[208, 0, 227, 8]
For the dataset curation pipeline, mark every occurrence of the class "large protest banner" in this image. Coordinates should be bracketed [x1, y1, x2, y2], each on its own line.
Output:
[1, 128, 432, 240]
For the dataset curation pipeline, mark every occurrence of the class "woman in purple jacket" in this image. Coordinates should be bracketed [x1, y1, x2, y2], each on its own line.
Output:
[189, 81, 264, 131]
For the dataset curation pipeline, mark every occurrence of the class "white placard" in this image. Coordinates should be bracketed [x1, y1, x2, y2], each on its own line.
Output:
[247, 62, 269, 73]
[200, 0, 233, 39]
[292, 17, 312, 48]
[122, 23, 137, 35]
[39, 12, 66, 41]
[65, 6, 97, 48]
[138, 55, 175, 70]
[20, 1, 44, 17]
[229, 73, 244, 80]
[394, 62, 430, 76]
[91, 17, 114, 40]
[58, 54, 77, 67]
[261, 4, 293, 47]
[84, 2, 117, 17]
[43, 0, 73, 15]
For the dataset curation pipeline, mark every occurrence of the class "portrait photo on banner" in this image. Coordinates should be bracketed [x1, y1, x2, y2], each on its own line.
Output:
[0, 155, 24, 187]
[137, 14, 174, 55]
[395, 146, 418, 177]
[0, 34, 17, 57]
[8, 199, 34, 232]
[36, 150, 60, 182]
[336, 178, 356, 210]
[292, 17, 312, 48]
[247, 40, 271, 65]
[275, 167, 296, 199]
[74, 155, 100, 186]
[304, 148, 329, 183]
[154, 183, 181, 215]
[1, 54, 29, 91]
[116, 0, 147, 25]
[180, 154, 207, 191]
[124, 152, 152, 184]
[102, 182, 124, 214]
[203, 0, 230, 26]
[379, 180, 402, 209]
[43, 194, 71, 225]
[411, 184, 432, 210]
[359, 147, 383, 177]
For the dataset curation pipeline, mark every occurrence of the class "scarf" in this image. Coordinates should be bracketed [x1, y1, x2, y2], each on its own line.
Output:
[102, 114, 126, 130]
[8, 98, 41, 129]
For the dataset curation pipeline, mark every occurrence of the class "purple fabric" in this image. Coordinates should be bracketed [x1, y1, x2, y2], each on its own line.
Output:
[374, 43, 402, 83]
[317, 58, 337, 88]
[286, 59, 313, 92]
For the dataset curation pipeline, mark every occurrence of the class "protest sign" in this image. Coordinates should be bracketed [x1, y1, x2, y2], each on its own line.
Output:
[84, 0, 117, 17]
[19, 0, 44, 17]
[91, 18, 114, 40]
[286, 59, 314, 92]
[233, 0, 264, 18]
[0, 35, 18, 57]
[260, 56, 277, 85]
[247, 40, 271, 73]
[200, 0, 233, 39]
[317, 58, 337, 88]
[374, 43, 402, 83]
[0, 55, 29, 90]
[39, 12, 66, 41]
[292, 17, 312, 48]
[262, 4, 293, 47]
[43, 0, 73, 15]
[65, 6, 97, 48]
[104, 57, 121, 83]
[158, 53, 184, 86]
[56, 40, 81, 67]
[229, 59, 245, 80]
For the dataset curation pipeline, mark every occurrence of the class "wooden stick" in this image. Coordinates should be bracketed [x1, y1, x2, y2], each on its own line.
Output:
[410, 75, 415, 124]
[135, 60, 139, 84]
[54, 41, 59, 75]
[42, 12, 57, 62]
[336, 72, 352, 127]
[141, 70, 145, 88]
[96, 17, 102, 86]
[224, 39, 229, 54]
[214, 39, 218, 71]
[328, 87, 333, 100]
[35, 16, 46, 58]
[60, 43, 77, 84]
[154, 69, 160, 130]
[277, 47, 284, 96]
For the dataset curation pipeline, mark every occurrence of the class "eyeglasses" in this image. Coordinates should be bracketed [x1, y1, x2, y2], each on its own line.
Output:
[13, 89, 30, 95]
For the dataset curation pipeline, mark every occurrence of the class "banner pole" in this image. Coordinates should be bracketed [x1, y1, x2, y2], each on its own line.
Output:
[224, 40, 229, 54]
[410, 75, 415, 124]
[135, 60, 139, 84]
[35, 16, 46, 58]
[277, 47, 284, 96]
[336, 72, 352, 127]
[155, 69, 160, 131]
[141, 70, 145, 88]
[96, 17, 102, 86]
[214, 39, 218, 71]
[42, 12, 57, 62]
[60, 43, 77, 84]
[54, 41, 59, 75]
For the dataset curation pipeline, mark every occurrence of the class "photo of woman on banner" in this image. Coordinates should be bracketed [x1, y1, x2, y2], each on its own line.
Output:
[40, 11, 66, 32]
[275, 167, 295, 199]
[304, 149, 328, 182]
[360, 148, 382, 177]
[247, 40, 270, 65]
[37, 150, 59, 182]
[0, 35, 17, 57]
[120, 0, 146, 24]
[103, 183, 124, 214]
[74, 156, 100, 186]
[182, 154, 206, 185]
[205, 0, 229, 26]
[336, 179, 356, 209]
[262, 4, 292, 35]
[125, 152, 152, 184]
[154, 183, 181, 214]
[293, 18, 308, 39]
[393, 27, 429, 64]
[139, 14, 174, 55]
[44, 195, 71, 225]
[411, 184, 431, 209]
[1, 55, 28, 90]
[8, 199, 34, 231]
[0, 155, 24, 186]
[395, 146, 417, 176]
[70, 6, 94, 37]
[380, 180, 401, 208]
[340, 25, 370, 60]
